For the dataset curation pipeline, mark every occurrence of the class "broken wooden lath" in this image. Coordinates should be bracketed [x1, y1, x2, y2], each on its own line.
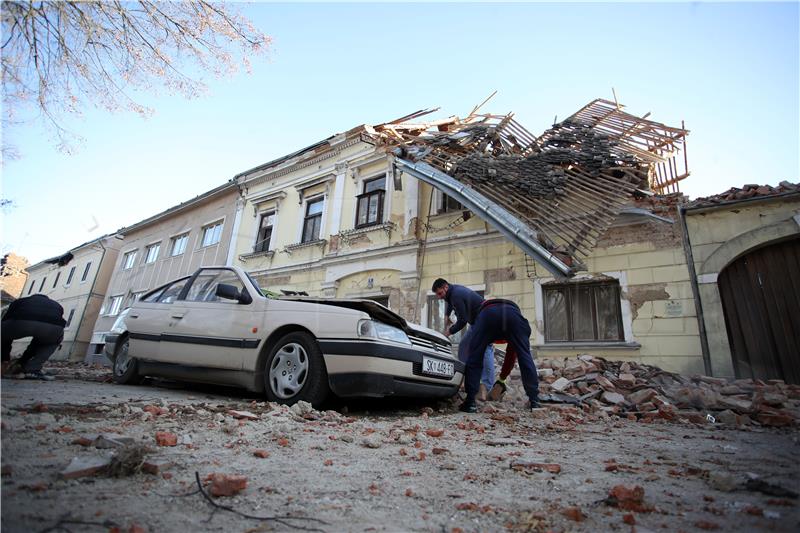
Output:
[366, 99, 688, 271]
[566, 99, 690, 194]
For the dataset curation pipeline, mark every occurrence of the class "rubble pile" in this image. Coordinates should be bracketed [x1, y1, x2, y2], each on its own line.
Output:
[524, 354, 799, 428]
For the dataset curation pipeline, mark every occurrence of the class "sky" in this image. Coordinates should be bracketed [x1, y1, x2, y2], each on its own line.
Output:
[2, 1, 798, 266]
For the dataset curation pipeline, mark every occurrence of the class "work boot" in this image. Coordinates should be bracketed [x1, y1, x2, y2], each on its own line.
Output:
[477, 383, 488, 402]
[24, 371, 54, 381]
[488, 380, 507, 401]
[528, 398, 542, 410]
[459, 401, 478, 413]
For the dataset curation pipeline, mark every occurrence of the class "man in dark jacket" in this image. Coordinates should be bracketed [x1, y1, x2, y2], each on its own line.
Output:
[2, 294, 66, 380]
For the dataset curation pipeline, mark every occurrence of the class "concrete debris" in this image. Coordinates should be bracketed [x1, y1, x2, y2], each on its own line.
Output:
[520, 354, 800, 427]
[60, 455, 112, 479]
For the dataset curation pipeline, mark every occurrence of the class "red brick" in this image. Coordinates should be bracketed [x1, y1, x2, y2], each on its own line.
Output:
[208, 473, 248, 497]
[155, 432, 178, 446]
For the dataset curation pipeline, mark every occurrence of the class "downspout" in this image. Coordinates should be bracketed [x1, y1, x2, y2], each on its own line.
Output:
[679, 205, 712, 375]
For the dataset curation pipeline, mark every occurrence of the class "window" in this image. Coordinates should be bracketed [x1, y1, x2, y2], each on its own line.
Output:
[144, 243, 161, 264]
[186, 269, 247, 303]
[65, 266, 76, 286]
[52, 272, 60, 288]
[302, 197, 324, 243]
[81, 262, 92, 282]
[27, 280, 35, 294]
[201, 221, 223, 247]
[254, 212, 275, 253]
[170, 233, 189, 256]
[126, 291, 146, 307]
[355, 176, 386, 228]
[106, 295, 124, 316]
[439, 194, 463, 214]
[39, 278, 46, 292]
[140, 277, 190, 303]
[65, 309, 75, 328]
[543, 280, 623, 342]
[122, 251, 137, 270]
[155, 278, 190, 304]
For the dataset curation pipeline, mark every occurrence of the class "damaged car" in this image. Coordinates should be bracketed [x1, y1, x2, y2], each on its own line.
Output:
[104, 266, 461, 407]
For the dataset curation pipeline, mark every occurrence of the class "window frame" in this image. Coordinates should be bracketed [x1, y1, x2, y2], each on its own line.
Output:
[106, 295, 124, 316]
[355, 175, 386, 229]
[301, 196, 324, 243]
[542, 280, 624, 343]
[201, 221, 223, 248]
[170, 233, 189, 257]
[52, 272, 60, 288]
[27, 280, 35, 294]
[65, 266, 76, 287]
[121, 250, 137, 270]
[38, 277, 46, 292]
[144, 242, 161, 264]
[80, 262, 92, 283]
[255, 211, 275, 253]
[65, 308, 76, 329]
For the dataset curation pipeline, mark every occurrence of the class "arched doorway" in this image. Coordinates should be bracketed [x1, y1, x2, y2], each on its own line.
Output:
[718, 236, 800, 384]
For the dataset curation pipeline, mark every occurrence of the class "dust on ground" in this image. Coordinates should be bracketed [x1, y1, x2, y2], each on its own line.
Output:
[2, 362, 799, 532]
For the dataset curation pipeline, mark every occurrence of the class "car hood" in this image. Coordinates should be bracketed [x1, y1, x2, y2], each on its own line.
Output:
[278, 297, 448, 344]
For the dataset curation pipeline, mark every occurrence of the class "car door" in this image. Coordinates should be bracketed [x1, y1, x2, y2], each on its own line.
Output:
[126, 277, 191, 362]
[158, 268, 261, 370]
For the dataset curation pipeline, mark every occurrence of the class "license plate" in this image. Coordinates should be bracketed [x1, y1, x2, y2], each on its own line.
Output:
[422, 356, 454, 377]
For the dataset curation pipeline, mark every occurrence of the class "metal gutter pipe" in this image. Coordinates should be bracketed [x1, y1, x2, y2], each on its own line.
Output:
[393, 155, 575, 278]
[678, 205, 712, 375]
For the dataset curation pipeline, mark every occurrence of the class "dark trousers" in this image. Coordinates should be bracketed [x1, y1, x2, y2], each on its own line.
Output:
[1, 320, 64, 372]
[463, 303, 539, 404]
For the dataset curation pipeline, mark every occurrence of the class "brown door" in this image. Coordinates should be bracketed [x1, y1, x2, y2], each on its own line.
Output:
[718, 236, 800, 384]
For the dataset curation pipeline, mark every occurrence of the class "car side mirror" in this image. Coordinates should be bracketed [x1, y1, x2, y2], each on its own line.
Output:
[216, 283, 240, 300]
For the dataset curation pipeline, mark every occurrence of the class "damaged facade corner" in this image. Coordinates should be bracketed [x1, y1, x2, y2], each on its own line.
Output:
[19, 99, 799, 384]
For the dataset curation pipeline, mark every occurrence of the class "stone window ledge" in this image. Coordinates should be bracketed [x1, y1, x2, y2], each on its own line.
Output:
[339, 221, 396, 238]
[284, 239, 326, 253]
[239, 250, 274, 262]
[534, 342, 641, 351]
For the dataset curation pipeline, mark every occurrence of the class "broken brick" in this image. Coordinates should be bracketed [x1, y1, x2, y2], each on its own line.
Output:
[208, 473, 248, 497]
[561, 506, 585, 522]
[622, 513, 636, 525]
[425, 428, 444, 438]
[510, 462, 561, 474]
[155, 432, 178, 447]
[253, 449, 270, 458]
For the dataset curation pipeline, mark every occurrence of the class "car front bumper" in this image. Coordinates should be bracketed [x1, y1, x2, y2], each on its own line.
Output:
[318, 339, 464, 399]
[103, 333, 121, 362]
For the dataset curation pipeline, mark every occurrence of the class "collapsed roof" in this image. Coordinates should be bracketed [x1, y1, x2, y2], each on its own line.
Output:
[365, 98, 689, 278]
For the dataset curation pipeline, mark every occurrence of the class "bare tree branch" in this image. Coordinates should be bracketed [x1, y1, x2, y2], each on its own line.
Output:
[1, 0, 271, 154]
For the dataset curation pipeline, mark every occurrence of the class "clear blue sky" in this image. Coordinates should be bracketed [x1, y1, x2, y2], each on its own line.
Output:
[2, 1, 798, 265]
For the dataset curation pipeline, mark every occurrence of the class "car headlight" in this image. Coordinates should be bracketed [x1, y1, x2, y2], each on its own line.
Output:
[357, 319, 411, 345]
[109, 308, 130, 335]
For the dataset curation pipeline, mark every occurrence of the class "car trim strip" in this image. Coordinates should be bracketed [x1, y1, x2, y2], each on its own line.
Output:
[129, 332, 260, 349]
[318, 339, 465, 373]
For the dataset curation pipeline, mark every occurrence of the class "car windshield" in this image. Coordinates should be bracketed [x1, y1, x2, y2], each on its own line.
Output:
[245, 272, 280, 299]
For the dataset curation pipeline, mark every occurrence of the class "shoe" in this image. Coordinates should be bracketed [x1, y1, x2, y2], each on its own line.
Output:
[24, 372, 54, 381]
[529, 399, 542, 410]
[488, 380, 507, 402]
[477, 383, 488, 402]
[459, 401, 478, 413]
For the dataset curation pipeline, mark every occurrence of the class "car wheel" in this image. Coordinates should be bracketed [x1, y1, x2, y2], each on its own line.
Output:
[264, 331, 329, 407]
[112, 336, 142, 385]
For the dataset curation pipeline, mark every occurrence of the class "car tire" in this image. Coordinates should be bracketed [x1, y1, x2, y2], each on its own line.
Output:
[112, 336, 142, 385]
[264, 331, 329, 408]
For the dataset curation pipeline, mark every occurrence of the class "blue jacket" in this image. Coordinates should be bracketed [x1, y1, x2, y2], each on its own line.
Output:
[445, 284, 484, 335]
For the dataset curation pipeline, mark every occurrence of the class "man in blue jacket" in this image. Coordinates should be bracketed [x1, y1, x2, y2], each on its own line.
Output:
[432, 279, 495, 404]
[2, 294, 65, 380]
[433, 278, 541, 413]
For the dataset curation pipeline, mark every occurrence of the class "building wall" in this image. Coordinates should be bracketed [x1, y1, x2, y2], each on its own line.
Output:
[685, 196, 800, 377]
[233, 139, 707, 375]
[90, 185, 240, 358]
[17, 237, 121, 361]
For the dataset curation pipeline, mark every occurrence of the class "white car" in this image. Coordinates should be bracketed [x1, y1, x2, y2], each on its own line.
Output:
[104, 266, 462, 407]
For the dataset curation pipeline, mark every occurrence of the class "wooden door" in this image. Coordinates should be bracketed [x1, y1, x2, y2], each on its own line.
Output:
[718, 236, 800, 384]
